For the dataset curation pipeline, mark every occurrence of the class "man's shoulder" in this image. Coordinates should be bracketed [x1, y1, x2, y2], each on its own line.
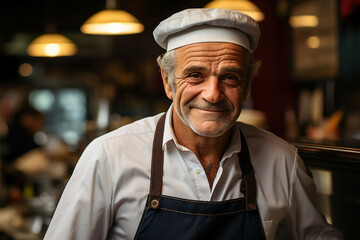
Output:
[236, 122, 299, 184]
[237, 121, 297, 154]
[93, 113, 164, 145]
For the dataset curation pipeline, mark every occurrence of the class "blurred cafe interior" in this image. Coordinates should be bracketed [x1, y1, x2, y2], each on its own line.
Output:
[0, 0, 359, 239]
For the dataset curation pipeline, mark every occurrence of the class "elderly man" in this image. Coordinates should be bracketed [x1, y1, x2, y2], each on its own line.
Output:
[44, 8, 342, 240]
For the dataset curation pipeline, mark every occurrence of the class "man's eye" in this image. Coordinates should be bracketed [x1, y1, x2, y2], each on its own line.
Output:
[186, 73, 204, 83]
[224, 75, 239, 81]
[222, 75, 240, 83]
[189, 73, 202, 78]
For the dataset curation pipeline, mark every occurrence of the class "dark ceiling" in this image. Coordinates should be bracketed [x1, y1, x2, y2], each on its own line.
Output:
[0, 0, 214, 86]
[0, 0, 211, 36]
[0, 0, 215, 64]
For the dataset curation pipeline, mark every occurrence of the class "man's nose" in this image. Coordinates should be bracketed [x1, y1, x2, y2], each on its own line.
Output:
[201, 77, 224, 103]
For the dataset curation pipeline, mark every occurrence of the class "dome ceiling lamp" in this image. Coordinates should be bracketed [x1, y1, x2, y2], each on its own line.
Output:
[204, 0, 265, 22]
[80, 0, 144, 35]
[27, 24, 77, 57]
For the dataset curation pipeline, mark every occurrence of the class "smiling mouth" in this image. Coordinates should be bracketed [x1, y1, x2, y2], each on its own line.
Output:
[195, 108, 228, 113]
[187, 101, 230, 113]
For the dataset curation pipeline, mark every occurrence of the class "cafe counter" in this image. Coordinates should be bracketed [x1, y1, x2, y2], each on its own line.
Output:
[292, 138, 360, 239]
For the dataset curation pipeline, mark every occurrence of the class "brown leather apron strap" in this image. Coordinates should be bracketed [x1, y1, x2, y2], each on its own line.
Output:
[148, 114, 166, 209]
[239, 131, 257, 211]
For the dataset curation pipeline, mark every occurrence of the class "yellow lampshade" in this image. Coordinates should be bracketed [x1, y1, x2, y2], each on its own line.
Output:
[204, 0, 265, 22]
[27, 33, 77, 57]
[80, 9, 144, 35]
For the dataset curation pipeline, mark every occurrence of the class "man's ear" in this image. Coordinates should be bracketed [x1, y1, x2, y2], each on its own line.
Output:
[161, 69, 173, 100]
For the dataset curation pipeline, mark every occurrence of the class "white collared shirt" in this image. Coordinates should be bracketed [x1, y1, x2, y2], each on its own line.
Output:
[44, 107, 342, 240]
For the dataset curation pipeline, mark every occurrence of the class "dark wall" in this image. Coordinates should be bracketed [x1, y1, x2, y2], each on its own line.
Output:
[0, 0, 296, 137]
[251, 0, 297, 137]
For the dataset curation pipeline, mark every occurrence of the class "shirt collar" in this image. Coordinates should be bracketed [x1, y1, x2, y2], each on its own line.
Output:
[162, 104, 242, 158]
[223, 124, 242, 160]
[163, 105, 189, 152]
[163, 105, 174, 150]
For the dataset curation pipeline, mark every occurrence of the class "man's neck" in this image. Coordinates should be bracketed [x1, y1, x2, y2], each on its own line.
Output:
[171, 110, 232, 188]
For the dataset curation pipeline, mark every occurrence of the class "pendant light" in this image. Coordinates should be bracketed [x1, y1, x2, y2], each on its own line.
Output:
[27, 24, 77, 57]
[80, 0, 144, 35]
[204, 0, 265, 22]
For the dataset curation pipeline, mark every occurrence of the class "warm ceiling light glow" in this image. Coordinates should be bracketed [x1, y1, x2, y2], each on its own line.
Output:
[45, 44, 61, 56]
[204, 0, 265, 22]
[307, 36, 321, 48]
[27, 34, 77, 57]
[289, 15, 319, 28]
[81, 9, 144, 35]
[19, 63, 33, 77]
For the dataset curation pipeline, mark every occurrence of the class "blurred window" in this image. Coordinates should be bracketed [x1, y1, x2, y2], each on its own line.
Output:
[29, 88, 87, 145]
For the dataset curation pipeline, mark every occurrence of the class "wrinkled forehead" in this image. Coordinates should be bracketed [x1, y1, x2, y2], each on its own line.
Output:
[174, 42, 250, 69]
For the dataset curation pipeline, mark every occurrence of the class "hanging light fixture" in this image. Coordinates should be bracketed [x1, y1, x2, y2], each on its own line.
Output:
[27, 24, 77, 57]
[204, 0, 265, 22]
[80, 0, 144, 35]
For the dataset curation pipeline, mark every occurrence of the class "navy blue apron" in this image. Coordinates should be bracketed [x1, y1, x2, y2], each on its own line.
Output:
[134, 115, 266, 240]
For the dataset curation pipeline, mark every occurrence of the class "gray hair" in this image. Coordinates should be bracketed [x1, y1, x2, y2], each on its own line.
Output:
[157, 49, 260, 94]
[157, 50, 176, 92]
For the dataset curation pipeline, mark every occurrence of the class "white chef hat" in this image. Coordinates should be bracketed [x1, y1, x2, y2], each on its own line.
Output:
[153, 8, 261, 53]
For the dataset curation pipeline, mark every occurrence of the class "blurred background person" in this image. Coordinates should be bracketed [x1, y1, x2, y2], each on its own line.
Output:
[1, 104, 44, 203]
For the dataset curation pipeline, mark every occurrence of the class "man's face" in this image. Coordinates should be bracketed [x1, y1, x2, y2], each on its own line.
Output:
[163, 42, 251, 137]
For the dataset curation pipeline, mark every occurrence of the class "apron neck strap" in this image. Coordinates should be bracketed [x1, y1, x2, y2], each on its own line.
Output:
[148, 114, 166, 209]
[238, 131, 257, 211]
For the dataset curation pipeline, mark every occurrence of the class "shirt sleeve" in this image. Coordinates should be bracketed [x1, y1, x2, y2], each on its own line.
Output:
[276, 153, 343, 240]
[44, 139, 114, 240]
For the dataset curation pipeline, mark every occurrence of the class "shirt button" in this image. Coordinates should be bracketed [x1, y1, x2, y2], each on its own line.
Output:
[195, 169, 201, 174]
